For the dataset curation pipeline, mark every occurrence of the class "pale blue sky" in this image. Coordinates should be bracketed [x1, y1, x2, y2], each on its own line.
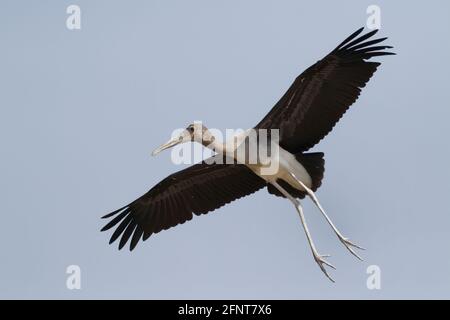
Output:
[1, 0, 450, 299]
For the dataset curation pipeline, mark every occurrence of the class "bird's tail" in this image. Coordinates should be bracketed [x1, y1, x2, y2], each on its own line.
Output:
[295, 152, 325, 191]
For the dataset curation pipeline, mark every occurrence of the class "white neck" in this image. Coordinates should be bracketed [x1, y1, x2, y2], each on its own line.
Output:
[203, 129, 251, 158]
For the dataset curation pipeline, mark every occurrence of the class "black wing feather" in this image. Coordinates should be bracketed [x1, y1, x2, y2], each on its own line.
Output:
[101, 156, 266, 251]
[256, 27, 395, 152]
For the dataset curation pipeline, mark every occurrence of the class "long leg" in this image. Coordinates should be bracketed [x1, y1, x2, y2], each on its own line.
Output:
[271, 180, 336, 282]
[289, 173, 365, 260]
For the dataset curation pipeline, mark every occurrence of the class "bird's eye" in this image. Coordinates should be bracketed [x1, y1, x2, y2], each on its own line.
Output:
[188, 126, 194, 133]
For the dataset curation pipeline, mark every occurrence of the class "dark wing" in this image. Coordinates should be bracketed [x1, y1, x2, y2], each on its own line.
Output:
[101, 157, 266, 251]
[256, 27, 395, 153]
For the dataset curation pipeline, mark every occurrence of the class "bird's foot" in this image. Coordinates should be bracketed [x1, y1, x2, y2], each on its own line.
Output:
[338, 236, 365, 261]
[313, 252, 336, 282]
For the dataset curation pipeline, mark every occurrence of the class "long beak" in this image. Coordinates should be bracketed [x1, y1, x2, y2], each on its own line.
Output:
[152, 137, 182, 156]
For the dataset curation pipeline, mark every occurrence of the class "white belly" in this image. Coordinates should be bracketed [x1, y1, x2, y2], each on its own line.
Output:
[246, 146, 312, 191]
[226, 130, 312, 191]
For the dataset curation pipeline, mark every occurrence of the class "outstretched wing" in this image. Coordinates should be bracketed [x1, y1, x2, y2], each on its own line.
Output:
[256, 27, 395, 153]
[101, 157, 266, 251]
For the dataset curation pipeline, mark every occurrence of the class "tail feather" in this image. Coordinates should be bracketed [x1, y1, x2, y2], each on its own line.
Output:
[296, 152, 325, 191]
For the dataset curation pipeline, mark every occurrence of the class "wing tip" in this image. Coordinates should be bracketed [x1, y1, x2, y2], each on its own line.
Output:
[335, 28, 395, 61]
[101, 206, 126, 219]
[335, 26, 364, 49]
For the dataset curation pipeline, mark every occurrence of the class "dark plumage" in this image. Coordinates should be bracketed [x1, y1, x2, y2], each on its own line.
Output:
[101, 27, 394, 252]
[256, 27, 394, 152]
[101, 156, 266, 250]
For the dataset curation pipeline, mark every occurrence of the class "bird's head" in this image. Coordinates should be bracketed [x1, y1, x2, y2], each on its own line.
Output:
[152, 123, 215, 156]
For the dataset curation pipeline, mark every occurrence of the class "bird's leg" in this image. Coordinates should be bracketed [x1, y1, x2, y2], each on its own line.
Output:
[289, 173, 365, 260]
[271, 181, 336, 282]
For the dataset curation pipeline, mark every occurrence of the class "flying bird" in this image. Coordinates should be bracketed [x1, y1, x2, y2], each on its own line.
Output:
[101, 27, 394, 281]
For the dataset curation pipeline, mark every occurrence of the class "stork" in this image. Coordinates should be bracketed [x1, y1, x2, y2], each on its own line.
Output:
[101, 27, 394, 281]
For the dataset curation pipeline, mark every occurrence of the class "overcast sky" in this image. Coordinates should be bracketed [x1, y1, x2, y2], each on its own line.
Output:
[1, 0, 450, 299]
